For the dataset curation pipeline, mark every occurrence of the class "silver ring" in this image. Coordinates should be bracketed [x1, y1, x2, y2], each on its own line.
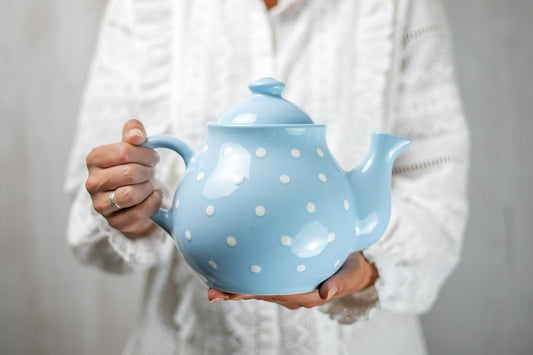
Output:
[109, 190, 122, 211]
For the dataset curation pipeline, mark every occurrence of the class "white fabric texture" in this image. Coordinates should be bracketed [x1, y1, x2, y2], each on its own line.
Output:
[65, 0, 469, 353]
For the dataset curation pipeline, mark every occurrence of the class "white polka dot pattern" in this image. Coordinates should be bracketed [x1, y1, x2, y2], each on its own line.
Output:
[255, 205, 265, 216]
[291, 148, 300, 158]
[184, 139, 355, 285]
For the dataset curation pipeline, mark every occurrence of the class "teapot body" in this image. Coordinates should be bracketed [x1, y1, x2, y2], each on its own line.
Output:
[170, 124, 357, 294]
[142, 78, 412, 295]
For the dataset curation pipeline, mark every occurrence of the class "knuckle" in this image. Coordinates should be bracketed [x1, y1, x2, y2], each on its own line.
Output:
[121, 165, 137, 183]
[115, 144, 131, 164]
[121, 186, 137, 204]
[92, 197, 106, 213]
[85, 176, 99, 194]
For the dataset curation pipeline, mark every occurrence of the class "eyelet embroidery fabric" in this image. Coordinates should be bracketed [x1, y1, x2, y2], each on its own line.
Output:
[65, 0, 469, 353]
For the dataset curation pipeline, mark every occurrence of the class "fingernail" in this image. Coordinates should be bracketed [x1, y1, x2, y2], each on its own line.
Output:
[326, 285, 338, 301]
[209, 297, 226, 303]
[130, 128, 144, 137]
[153, 151, 160, 165]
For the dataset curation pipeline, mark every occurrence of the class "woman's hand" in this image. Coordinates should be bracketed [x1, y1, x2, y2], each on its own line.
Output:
[85, 119, 162, 239]
[207, 252, 378, 309]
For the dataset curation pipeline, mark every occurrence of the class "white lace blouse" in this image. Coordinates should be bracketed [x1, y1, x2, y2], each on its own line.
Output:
[65, 0, 470, 353]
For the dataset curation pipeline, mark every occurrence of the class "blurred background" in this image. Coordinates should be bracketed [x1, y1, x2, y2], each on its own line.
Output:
[1, 0, 531, 354]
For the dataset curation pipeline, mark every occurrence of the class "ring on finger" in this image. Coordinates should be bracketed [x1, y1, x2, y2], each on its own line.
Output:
[109, 190, 123, 211]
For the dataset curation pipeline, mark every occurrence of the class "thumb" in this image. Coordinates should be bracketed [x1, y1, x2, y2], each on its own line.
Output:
[122, 119, 147, 145]
[318, 252, 367, 301]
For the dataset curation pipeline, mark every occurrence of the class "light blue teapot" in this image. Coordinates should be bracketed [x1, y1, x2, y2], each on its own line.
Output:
[143, 78, 411, 295]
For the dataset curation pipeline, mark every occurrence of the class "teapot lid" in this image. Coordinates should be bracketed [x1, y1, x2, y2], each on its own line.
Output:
[217, 78, 314, 125]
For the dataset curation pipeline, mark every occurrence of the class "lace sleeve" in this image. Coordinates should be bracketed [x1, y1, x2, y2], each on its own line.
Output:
[320, 0, 470, 323]
[64, 0, 175, 273]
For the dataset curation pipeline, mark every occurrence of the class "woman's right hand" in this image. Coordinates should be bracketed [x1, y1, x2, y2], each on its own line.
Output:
[85, 119, 162, 240]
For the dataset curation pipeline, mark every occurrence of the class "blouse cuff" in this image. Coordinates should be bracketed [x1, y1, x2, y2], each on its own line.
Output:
[93, 209, 172, 268]
[67, 185, 174, 273]
[361, 228, 409, 312]
[318, 284, 380, 324]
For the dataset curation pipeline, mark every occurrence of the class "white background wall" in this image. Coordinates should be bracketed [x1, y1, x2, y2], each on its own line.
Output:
[1, 1, 531, 354]
[420, 1, 533, 354]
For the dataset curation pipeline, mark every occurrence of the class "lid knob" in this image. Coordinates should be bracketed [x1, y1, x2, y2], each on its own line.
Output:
[248, 77, 285, 97]
[216, 77, 313, 125]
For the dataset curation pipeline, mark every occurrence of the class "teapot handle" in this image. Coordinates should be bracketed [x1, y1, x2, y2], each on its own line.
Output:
[142, 135, 195, 235]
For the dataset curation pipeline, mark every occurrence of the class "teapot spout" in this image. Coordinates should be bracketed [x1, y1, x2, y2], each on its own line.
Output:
[348, 132, 412, 250]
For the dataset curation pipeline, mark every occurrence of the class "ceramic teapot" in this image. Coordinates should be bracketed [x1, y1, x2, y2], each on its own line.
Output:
[143, 78, 412, 295]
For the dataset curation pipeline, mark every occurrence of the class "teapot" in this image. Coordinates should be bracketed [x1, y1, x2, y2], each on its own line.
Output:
[143, 78, 411, 295]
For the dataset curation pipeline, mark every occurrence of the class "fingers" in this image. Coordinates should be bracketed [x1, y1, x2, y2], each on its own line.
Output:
[92, 181, 155, 216]
[318, 252, 369, 300]
[209, 288, 325, 310]
[86, 163, 154, 194]
[253, 291, 325, 309]
[106, 189, 163, 234]
[87, 143, 158, 169]
[208, 288, 231, 302]
[122, 119, 147, 145]
[84, 119, 165, 239]
[111, 181, 155, 209]
[207, 252, 376, 310]
[207, 289, 299, 307]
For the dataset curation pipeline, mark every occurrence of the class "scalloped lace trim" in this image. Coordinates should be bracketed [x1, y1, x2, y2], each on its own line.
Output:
[393, 155, 457, 177]
[90, 204, 171, 268]
[402, 24, 441, 44]
[319, 286, 380, 324]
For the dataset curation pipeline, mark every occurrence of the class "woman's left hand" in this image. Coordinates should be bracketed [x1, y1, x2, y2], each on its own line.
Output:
[207, 252, 378, 309]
